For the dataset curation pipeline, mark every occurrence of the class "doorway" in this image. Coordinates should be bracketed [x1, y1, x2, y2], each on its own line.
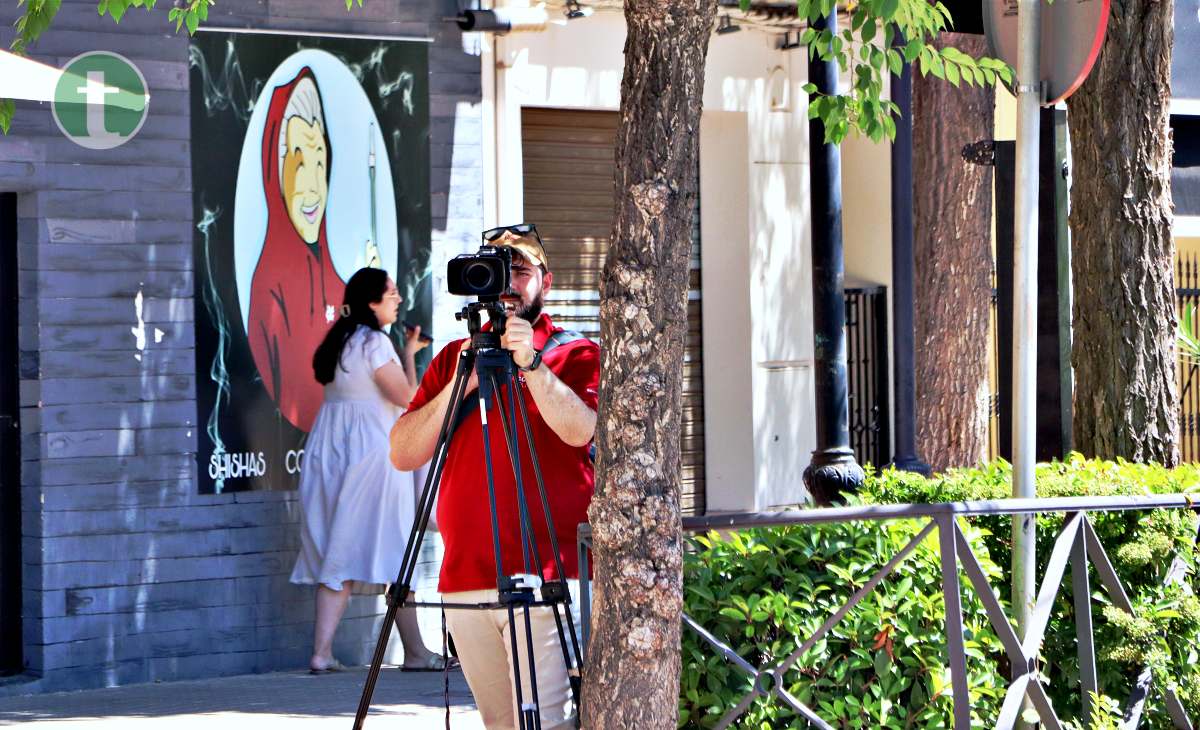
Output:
[0, 192, 22, 675]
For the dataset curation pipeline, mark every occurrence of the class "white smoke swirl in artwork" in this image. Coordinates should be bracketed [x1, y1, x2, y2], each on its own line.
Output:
[197, 205, 231, 493]
[189, 39, 263, 122]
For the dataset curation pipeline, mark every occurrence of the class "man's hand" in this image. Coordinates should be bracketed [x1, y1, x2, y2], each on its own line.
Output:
[500, 313, 537, 369]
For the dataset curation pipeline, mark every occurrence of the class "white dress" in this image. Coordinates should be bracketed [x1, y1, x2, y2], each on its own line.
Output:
[289, 326, 418, 591]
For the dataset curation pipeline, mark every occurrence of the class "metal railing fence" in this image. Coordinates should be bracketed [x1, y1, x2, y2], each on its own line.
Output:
[578, 495, 1200, 729]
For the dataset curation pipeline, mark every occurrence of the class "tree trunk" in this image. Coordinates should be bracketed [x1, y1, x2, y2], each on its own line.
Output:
[1068, 0, 1177, 465]
[911, 33, 995, 472]
[581, 0, 714, 726]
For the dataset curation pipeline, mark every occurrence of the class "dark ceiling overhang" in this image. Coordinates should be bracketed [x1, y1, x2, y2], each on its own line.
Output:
[716, 0, 984, 33]
[1174, 114, 1200, 218]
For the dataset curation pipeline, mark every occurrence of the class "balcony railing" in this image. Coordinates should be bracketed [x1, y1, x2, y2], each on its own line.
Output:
[577, 495, 1200, 729]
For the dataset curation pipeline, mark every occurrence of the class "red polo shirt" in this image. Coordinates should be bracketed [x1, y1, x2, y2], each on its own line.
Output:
[406, 314, 599, 593]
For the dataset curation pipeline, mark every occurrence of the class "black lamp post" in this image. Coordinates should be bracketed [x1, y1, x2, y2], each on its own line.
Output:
[802, 11, 866, 505]
[888, 35, 932, 477]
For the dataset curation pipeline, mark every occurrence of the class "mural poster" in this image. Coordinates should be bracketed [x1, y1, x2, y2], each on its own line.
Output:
[189, 30, 431, 494]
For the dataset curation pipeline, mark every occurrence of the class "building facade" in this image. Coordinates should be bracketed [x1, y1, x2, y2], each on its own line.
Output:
[0, 0, 483, 692]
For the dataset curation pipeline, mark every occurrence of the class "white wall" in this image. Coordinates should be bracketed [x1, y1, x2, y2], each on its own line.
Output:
[841, 131, 895, 462]
[484, 13, 892, 510]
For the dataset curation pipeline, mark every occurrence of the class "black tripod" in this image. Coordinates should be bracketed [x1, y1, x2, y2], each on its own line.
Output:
[353, 300, 584, 730]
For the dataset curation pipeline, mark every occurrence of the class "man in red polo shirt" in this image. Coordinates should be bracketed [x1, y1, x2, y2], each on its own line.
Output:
[389, 225, 598, 730]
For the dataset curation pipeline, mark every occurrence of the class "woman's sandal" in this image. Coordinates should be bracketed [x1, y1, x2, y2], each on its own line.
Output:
[308, 658, 347, 674]
[401, 654, 460, 672]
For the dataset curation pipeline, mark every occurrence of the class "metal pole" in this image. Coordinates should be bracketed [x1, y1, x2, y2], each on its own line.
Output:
[1012, 0, 1042, 724]
[888, 32, 932, 477]
[803, 10, 866, 505]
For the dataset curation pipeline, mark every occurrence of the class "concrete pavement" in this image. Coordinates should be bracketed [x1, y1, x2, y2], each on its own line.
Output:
[0, 666, 483, 729]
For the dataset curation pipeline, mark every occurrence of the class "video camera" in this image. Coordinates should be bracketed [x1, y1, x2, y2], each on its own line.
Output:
[447, 244, 512, 300]
[449, 244, 513, 348]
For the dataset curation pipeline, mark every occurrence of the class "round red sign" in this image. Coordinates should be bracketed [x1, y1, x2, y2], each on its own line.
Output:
[982, 0, 1110, 105]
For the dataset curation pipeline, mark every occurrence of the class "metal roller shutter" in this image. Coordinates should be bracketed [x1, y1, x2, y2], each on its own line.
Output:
[521, 107, 707, 516]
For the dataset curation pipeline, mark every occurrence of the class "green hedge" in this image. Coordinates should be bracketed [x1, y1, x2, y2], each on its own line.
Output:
[680, 456, 1200, 729]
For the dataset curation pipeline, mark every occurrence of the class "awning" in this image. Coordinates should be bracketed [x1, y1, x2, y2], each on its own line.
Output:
[0, 49, 149, 112]
[0, 49, 62, 102]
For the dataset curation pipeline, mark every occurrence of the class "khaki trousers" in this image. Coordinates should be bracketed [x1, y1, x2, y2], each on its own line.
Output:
[444, 586, 581, 730]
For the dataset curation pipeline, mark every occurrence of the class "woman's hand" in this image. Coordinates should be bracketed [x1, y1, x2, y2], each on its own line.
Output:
[404, 324, 430, 356]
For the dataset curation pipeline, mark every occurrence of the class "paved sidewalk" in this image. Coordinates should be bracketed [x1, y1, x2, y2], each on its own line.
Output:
[0, 667, 482, 729]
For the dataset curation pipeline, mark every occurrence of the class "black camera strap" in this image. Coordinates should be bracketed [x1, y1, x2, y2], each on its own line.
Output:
[449, 329, 586, 439]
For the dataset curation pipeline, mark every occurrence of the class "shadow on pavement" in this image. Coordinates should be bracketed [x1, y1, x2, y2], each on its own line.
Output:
[0, 666, 477, 724]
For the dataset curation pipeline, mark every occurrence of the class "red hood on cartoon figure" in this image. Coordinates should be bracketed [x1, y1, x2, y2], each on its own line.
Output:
[247, 67, 345, 433]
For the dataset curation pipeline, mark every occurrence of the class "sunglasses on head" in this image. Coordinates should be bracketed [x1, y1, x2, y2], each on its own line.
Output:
[482, 223, 543, 245]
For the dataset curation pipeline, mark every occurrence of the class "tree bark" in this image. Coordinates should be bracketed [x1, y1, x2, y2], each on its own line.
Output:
[911, 33, 995, 472]
[1068, 0, 1178, 465]
[581, 0, 715, 727]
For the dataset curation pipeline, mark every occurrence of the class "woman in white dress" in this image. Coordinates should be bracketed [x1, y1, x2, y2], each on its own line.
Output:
[290, 267, 445, 673]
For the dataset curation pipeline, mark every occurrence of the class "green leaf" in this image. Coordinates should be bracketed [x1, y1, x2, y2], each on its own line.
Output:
[0, 99, 13, 135]
[861, 19, 876, 45]
[873, 650, 891, 678]
[869, 46, 885, 72]
[185, 9, 199, 34]
[928, 53, 946, 80]
[903, 39, 923, 63]
[944, 58, 960, 85]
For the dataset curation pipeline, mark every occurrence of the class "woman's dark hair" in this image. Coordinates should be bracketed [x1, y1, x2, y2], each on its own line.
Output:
[312, 267, 391, 385]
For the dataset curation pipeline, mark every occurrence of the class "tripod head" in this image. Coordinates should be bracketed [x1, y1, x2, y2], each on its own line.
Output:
[456, 299, 509, 352]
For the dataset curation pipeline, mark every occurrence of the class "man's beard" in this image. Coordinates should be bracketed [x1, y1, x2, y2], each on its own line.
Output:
[516, 291, 545, 323]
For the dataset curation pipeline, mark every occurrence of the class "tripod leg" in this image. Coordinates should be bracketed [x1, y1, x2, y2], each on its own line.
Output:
[549, 604, 582, 713]
[510, 373, 570, 581]
[507, 603, 530, 730]
[395, 349, 475, 592]
[352, 350, 474, 729]
[352, 596, 402, 730]
[510, 381, 587, 678]
[489, 370, 539, 575]
[475, 359, 524, 590]
[521, 602, 543, 730]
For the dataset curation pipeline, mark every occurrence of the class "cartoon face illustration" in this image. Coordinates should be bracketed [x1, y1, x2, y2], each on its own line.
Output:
[276, 76, 329, 244]
[281, 115, 328, 243]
